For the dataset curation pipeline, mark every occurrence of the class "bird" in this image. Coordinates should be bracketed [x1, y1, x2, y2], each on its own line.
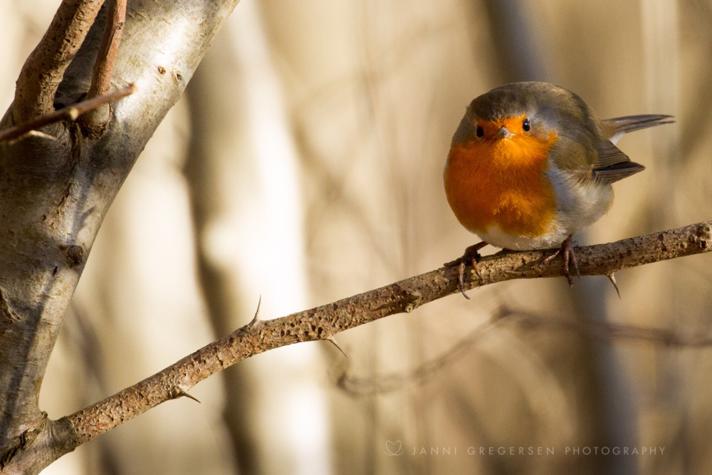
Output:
[443, 81, 672, 293]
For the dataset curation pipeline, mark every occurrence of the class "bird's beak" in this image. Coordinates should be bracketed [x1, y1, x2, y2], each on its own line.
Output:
[497, 126, 513, 139]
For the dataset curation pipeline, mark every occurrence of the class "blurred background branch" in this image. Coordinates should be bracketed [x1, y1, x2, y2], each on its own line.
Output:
[338, 305, 712, 397]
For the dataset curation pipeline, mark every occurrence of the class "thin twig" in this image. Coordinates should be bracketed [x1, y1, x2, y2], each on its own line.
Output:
[88, 0, 127, 98]
[505, 310, 712, 347]
[0, 85, 135, 143]
[83, 0, 128, 130]
[51, 220, 712, 454]
[337, 319, 498, 396]
[13, 0, 106, 122]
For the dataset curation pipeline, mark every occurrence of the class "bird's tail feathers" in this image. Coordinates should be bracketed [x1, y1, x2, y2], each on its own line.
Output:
[601, 114, 674, 143]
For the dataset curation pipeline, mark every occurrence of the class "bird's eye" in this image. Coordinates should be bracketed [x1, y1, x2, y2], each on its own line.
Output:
[522, 118, 531, 132]
[476, 125, 484, 138]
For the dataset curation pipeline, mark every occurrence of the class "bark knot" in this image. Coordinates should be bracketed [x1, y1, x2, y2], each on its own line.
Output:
[694, 223, 712, 249]
[60, 244, 85, 267]
[397, 284, 423, 313]
[0, 424, 41, 469]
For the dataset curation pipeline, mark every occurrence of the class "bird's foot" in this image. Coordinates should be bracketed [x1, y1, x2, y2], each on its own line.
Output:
[445, 241, 488, 299]
[543, 235, 580, 286]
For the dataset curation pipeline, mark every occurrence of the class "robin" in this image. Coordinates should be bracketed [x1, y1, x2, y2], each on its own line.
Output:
[444, 81, 672, 293]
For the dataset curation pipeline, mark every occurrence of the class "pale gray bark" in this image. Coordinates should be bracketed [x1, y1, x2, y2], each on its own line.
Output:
[0, 1, 238, 473]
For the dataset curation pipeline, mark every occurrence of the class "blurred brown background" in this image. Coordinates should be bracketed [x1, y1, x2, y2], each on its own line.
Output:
[2, 0, 711, 474]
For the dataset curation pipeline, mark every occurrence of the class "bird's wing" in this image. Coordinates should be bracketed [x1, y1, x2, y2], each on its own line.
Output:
[591, 114, 672, 183]
[592, 140, 645, 184]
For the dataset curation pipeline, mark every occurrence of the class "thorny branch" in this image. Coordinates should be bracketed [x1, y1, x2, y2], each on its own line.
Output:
[336, 306, 712, 397]
[56, 220, 711, 453]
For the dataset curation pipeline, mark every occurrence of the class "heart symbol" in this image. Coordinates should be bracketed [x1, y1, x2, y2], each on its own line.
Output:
[385, 440, 403, 456]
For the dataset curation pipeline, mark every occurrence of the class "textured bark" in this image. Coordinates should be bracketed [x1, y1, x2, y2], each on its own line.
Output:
[0, 1, 239, 473]
[59, 220, 711, 455]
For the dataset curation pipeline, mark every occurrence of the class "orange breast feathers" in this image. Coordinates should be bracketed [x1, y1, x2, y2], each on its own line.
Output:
[444, 120, 559, 237]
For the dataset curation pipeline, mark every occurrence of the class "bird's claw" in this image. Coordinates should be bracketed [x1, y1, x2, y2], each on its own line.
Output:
[544, 235, 580, 286]
[445, 242, 487, 299]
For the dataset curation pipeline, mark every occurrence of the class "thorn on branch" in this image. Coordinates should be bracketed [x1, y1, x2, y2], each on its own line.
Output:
[324, 337, 349, 359]
[248, 295, 262, 326]
[170, 387, 201, 404]
[606, 273, 621, 299]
